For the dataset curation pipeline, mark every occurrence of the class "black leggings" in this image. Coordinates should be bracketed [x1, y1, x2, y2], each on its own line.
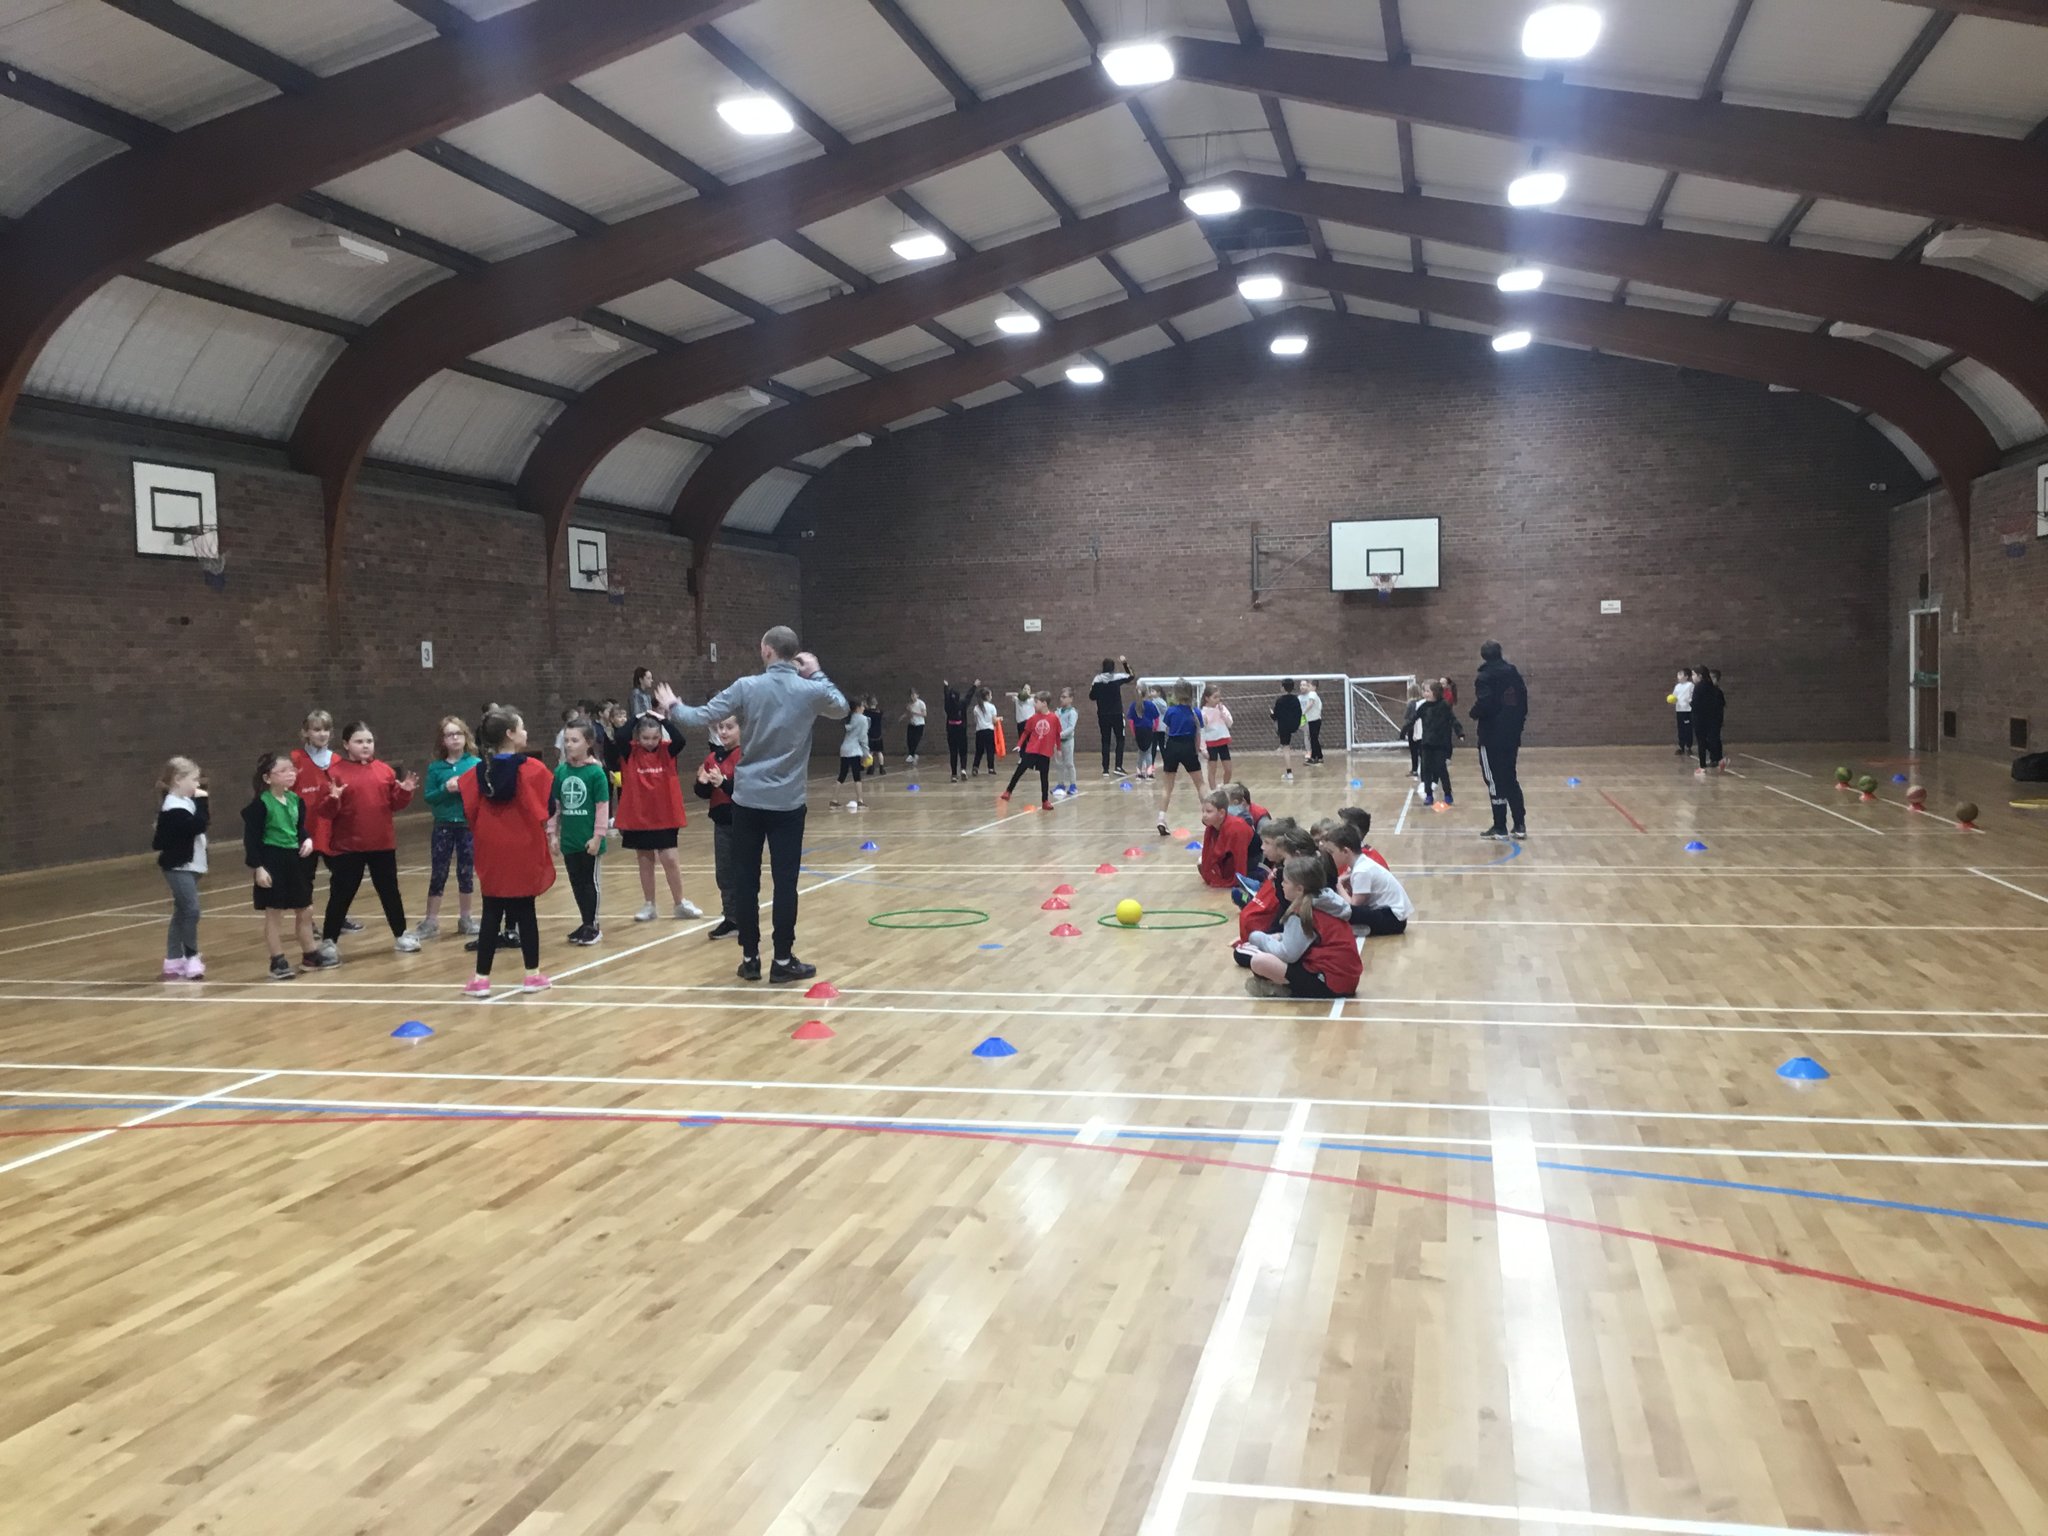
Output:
[564, 849, 600, 930]
[1307, 719, 1324, 762]
[906, 722, 925, 758]
[1097, 714, 1125, 773]
[837, 755, 864, 785]
[1005, 752, 1051, 801]
[1677, 712, 1695, 751]
[1697, 725, 1724, 768]
[323, 849, 405, 940]
[946, 722, 967, 774]
[973, 729, 995, 772]
[476, 895, 539, 975]
[1420, 746, 1452, 800]
[1409, 738, 1421, 775]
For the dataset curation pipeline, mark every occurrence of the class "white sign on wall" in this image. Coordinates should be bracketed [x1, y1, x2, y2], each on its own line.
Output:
[1600, 599, 1622, 615]
[420, 641, 434, 670]
[1023, 618, 1042, 632]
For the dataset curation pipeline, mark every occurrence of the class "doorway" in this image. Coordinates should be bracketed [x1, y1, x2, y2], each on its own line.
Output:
[1909, 608, 1940, 752]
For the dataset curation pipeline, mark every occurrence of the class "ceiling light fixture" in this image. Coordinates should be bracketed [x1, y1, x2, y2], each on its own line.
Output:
[555, 321, 622, 356]
[1066, 363, 1106, 385]
[1506, 171, 1567, 207]
[292, 229, 390, 268]
[1100, 41, 1175, 86]
[716, 95, 795, 136]
[1270, 334, 1308, 356]
[1237, 273, 1284, 302]
[1496, 265, 1546, 293]
[720, 386, 774, 410]
[844, 433, 874, 448]
[1521, 5, 1603, 60]
[1491, 329, 1534, 353]
[994, 312, 1043, 335]
[1828, 320, 1876, 339]
[1182, 185, 1242, 217]
[890, 231, 948, 262]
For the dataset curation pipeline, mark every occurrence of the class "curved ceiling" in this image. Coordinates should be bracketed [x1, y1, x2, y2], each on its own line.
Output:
[4, 0, 2047, 562]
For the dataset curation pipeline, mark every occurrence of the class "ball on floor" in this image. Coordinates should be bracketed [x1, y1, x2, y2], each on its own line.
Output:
[1906, 785, 1927, 808]
[1052, 787, 1068, 801]
[1835, 766, 1852, 784]
[1115, 898, 1143, 927]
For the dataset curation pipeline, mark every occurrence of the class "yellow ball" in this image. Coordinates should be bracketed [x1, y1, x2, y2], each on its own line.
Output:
[1665, 692, 1677, 704]
[1115, 898, 1143, 927]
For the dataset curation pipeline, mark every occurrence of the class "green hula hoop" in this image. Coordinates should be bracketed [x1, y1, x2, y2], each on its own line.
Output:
[868, 907, 991, 929]
[1095, 909, 1232, 931]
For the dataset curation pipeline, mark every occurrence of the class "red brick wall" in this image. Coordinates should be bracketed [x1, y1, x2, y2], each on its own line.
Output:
[0, 424, 799, 871]
[1888, 460, 2048, 761]
[788, 314, 1907, 757]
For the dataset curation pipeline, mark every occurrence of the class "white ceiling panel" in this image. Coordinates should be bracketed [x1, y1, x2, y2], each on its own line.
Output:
[1720, 0, 1930, 117]
[1790, 200, 1929, 258]
[582, 430, 708, 511]
[709, 0, 954, 141]
[1658, 177, 1804, 241]
[1272, 101, 1404, 187]
[173, 0, 432, 77]
[316, 153, 566, 261]
[1417, 240, 1511, 280]
[1321, 225, 1415, 267]
[1019, 361, 1069, 388]
[696, 240, 838, 309]
[1624, 283, 1721, 316]
[602, 280, 746, 341]
[886, 406, 950, 430]
[1857, 331, 1949, 367]
[1550, 152, 1668, 223]
[1889, 16, 2048, 137]
[1945, 359, 2046, 449]
[1866, 417, 1937, 480]
[1942, 235, 2048, 298]
[1401, 0, 1740, 99]
[1018, 108, 1171, 216]
[954, 381, 1021, 412]
[1018, 259, 1127, 316]
[570, 35, 825, 184]
[436, 97, 691, 224]
[1729, 302, 1821, 331]
[903, 156, 1059, 244]
[929, 294, 1026, 341]
[1235, 0, 1386, 56]
[0, 1, 271, 128]
[446, 0, 543, 18]
[1407, 125, 1521, 199]
[0, 99, 123, 218]
[723, 465, 812, 533]
[1172, 295, 1253, 342]
[668, 396, 774, 435]
[1136, 81, 1286, 179]
[797, 199, 937, 282]
[886, 0, 1087, 95]
[1341, 300, 1424, 326]
[151, 204, 443, 324]
[773, 357, 866, 392]
[1112, 223, 1218, 286]
[369, 370, 555, 480]
[795, 440, 866, 470]
[470, 324, 653, 390]
[849, 325, 951, 368]
[1094, 326, 1176, 364]
[24, 275, 342, 437]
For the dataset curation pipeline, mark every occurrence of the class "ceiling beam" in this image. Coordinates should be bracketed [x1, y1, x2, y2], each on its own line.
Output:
[520, 192, 1192, 568]
[1271, 254, 1995, 514]
[1915, 0, 2048, 20]
[1171, 36, 2048, 240]
[669, 269, 1238, 552]
[1241, 174, 2048, 420]
[287, 64, 1129, 593]
[0, 0, 752, 456]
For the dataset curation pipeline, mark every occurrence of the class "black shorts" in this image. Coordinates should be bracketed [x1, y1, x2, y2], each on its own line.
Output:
[1160, 737, 1202, 774]
[1276, 728, 1296, 746]
[621, 827, 679, 851]
[1207, 742, 1232, 762]
[1283, 961, 1341, 999]
[251, 847, 314, 910]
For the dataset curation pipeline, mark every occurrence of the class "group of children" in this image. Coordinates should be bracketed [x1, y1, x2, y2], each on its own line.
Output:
[1672, 666, 1729, 774]
[151, 671, 754, 993]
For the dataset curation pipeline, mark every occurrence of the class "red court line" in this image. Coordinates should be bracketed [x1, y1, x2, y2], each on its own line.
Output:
[1596, 788, 1647, 833]
[3, 1108, 2044, 1337]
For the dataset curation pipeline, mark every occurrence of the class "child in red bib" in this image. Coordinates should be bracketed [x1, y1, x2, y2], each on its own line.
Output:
[459, 706, 557, 997]
[1238, 853, 1362, 1000]
[611, 706, 703, 924]
[999, 691, 1062, 809]
[1198, 788, 1256, 889]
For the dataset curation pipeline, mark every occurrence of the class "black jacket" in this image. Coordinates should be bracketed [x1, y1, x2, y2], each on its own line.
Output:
[1272, 693, 1303, 734]
[1417, 699, 1464, 751]
[1691, 677, 1726, 730]
[1088, 670, 1133, 719]
[241, 793, 306, 866]
[153, 796, 210, 869]
[1470, 659, 1529, 741]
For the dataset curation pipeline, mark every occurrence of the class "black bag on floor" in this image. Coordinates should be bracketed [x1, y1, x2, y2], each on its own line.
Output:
[2015, 752, 2048, 782]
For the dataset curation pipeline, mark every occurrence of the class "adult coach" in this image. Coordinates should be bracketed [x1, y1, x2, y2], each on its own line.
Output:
[1471, 640, 1529, 841]
[1088, 655, 1134, 778]
[655, 626, 847, 983]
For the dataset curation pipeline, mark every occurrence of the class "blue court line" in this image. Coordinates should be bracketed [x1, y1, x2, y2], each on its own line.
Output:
[1541, 1158, 2048, 1233]
[1403, 841, 1523, 875]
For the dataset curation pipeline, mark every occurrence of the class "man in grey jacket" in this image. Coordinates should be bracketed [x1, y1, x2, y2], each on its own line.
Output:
[655, 626, 846, 983]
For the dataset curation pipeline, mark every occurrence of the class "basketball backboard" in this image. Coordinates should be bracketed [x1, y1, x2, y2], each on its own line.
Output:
[566, 526, 609, 593]
[133, 461, 218, 559]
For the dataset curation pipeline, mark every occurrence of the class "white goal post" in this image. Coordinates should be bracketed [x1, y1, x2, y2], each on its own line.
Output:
[1133, 673, 1419, 754]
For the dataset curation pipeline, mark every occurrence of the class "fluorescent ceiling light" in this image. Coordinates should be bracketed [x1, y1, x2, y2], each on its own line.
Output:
[1270, 334, 1308, 356]
[292, 229, 389, 268]
[1182, 185, 1242, 217]
[1506, 171, 1567, 207]
[555, 321, 621, 355]
[1066, 363, 1106, 385]
[1924, 229, 1992, 261]
[1521, 5, 1603, 60]
[890, 231, 948, 262]
[717, 96, 795, 136]
[1237, 273, 1284, 302]
[1491, 329, 1533, 353]
[1828, 320, 1875, 339]
[1100, 41, 1174, 86]
[994, 312, 1043, 335]
[1496, 265, 1545, 293]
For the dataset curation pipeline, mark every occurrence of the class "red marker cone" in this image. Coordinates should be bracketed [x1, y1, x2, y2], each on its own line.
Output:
[1052, 883, 1076, 895]
[1170, 828, 1191, 838]
[1094, 862, 1118, 875]
[791, 1020, 835, 1040]
[1041, 896, 1071, 911]
[1050, 922, 1082, 937]
[1122, 846, 1146, 858]
[804, 981, 840, 1001]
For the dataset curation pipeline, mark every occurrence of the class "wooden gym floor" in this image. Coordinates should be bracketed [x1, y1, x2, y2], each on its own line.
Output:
[3, 745, 2047, 1536]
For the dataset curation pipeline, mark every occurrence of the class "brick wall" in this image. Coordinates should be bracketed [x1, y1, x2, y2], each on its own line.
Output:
[1888, 459, 2048, 761]
[0, 423, 799, 871]
[788, 313, 1907, 758]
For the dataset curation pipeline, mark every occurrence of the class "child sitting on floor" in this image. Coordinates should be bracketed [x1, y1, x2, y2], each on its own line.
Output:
[1337, 806, 1391, 870]
[1314, 820, 1413, 937]
[1224, 781, 1269, 836]
[1236, 820, 1315, 943]
[1198, 788, 1257, 890]
[1237, 854, 1362, 1000]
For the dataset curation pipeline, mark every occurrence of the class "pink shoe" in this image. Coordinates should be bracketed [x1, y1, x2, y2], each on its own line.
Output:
[161, 959, 185, 981]
[521, 972, 552, 993]
[183, 954, 205, 980]
[462, 976, 491, 999]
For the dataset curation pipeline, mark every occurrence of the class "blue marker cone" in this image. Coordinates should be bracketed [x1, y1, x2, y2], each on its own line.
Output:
[391, 1020, 433, 1040]
[1119, 781, 1133, 791]
[1892, 773, 1908, 784]
[1185, 840, 1202, 851]
[906, 783, 920, 792]
[977, 942, 1004, 950]
[1566, 777, 1581, 787]
[1777, 1055, 1829, 1082]
[1684, 840, 1708, 853]
[971, 1035, 1018, 1058]
[860, 840, 879, 852]
[1350, 778, 1362, 789]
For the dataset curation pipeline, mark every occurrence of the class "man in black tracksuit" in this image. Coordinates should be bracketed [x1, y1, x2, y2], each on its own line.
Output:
[1471, 640, 1529, 841]
[1088, 655, 1134, 777]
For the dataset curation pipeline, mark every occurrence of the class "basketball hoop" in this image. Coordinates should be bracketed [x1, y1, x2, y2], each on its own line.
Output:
[1371, 573, 1398, 602]
[188, 529, 227, 590]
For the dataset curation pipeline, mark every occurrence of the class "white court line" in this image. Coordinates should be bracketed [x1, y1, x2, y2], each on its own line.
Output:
[1141, 1100, 1313, 1536]
[1393, 785, 1415, 836]
[0, 917, 172, 958]
[1185, 1481, 1879, 1536]
[1754, 782, 1887, 836]
[1972, 868, 2048, 907]
[1735, 754, 1816, 779]
[1074, 1115, 1114, 1145]
[0, 1071, 279, 1177]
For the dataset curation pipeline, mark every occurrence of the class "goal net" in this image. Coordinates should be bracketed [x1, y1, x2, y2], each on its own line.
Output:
[1133, 673, 1417, 754]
